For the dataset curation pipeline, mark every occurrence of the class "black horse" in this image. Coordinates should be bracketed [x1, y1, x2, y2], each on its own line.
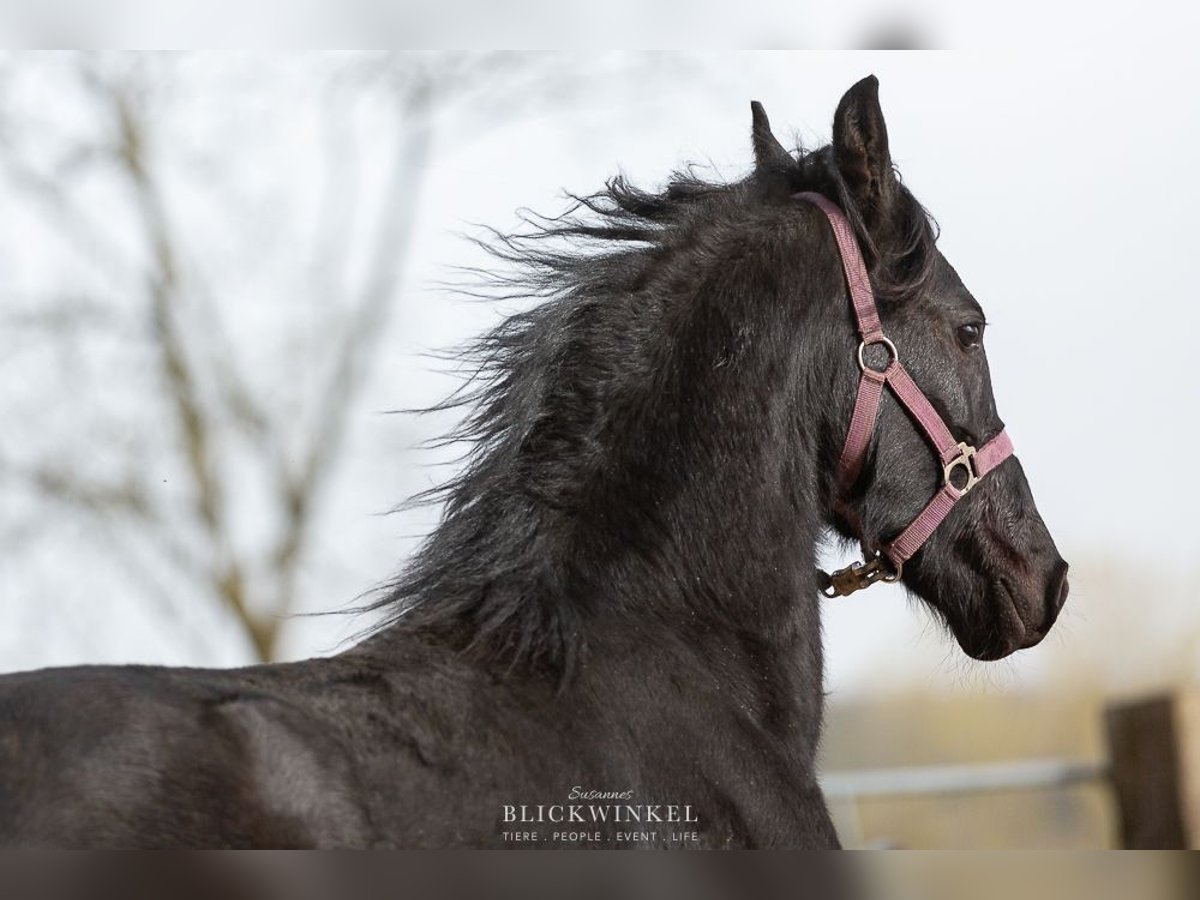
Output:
[0, 76, 1067, 848]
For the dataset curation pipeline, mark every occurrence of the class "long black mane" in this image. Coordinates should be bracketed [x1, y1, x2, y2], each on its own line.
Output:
[364, 142, 938, 676]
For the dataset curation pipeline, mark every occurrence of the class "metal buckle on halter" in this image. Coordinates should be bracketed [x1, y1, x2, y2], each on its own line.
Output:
[821, 554, 903, 599]
[943, 442, 980, 495]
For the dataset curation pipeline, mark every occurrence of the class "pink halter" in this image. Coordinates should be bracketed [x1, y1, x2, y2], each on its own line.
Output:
[797, 192, 1014, 598]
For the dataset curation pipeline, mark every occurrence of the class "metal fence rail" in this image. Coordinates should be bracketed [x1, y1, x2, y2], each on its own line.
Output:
[819, 757, 1110, 848]
[820, 757, 1108, 800]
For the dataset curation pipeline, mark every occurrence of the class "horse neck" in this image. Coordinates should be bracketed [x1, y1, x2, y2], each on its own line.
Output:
[369, 214, 856, 691]
[602, 308, 846, 639]
[542, 258, 855, 664]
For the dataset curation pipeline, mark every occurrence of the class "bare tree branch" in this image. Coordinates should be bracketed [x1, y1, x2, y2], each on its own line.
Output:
[264, 77, 434, 647]
[1, 53, 653, 665]
[101, 76, 273, 659]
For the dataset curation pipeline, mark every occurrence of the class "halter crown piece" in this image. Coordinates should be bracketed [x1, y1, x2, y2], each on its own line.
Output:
[796, 193, 1015, 598]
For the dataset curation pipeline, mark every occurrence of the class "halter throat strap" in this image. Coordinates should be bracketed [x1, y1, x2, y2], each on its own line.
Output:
[796, 192, 1014, 598]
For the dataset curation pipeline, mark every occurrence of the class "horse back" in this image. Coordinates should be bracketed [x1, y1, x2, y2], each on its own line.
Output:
[0, 662, 375, 848]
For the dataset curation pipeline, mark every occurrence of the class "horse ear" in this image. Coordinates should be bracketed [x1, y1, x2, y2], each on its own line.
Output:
[832, 75, 897, 217]
[750, 100, 792, 171]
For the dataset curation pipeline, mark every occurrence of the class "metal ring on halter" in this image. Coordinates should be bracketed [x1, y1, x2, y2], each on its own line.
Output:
[857, 336, 897, 375]
[943, 442, 980, 495]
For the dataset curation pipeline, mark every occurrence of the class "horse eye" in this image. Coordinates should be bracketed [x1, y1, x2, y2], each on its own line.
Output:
[956, 323, 983, 349]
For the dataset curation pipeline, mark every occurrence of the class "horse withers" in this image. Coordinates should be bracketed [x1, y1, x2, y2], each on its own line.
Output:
[0, 76, 1067, 848]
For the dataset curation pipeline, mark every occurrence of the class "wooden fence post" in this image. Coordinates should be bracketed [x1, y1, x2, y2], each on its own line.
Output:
[1105, 690, 1200, 848]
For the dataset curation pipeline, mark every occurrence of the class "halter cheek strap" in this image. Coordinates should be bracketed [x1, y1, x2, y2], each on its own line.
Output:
[796, 192, 1015, 598]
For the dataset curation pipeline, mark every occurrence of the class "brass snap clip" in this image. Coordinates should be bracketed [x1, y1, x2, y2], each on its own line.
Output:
[821, 554, 902, 598]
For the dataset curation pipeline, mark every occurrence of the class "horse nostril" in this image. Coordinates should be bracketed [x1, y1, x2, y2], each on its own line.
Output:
[1045, 561, 1069, 626]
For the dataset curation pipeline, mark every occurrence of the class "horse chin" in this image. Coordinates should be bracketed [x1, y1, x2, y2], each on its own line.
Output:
[959, 634, 1023, 662]
[951, 580, 1035, 662]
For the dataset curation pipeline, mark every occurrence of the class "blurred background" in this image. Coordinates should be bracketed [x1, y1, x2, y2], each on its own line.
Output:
[1, 51, 1198, 848]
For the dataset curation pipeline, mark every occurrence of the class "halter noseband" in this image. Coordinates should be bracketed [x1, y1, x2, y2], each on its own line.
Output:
[797, 192, 1014, 598]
